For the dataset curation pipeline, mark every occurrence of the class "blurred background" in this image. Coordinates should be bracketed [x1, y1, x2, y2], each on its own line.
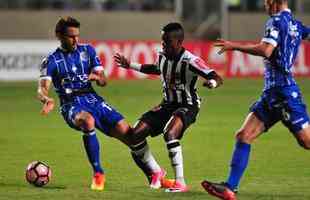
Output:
[0, 0, 310, 40]
[1, 2, 310, 200]
[0, 0, 309, 81]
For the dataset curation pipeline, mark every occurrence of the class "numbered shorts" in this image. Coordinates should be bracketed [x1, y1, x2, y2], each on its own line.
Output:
[140, 102, 199, 137]
[60, 94, 123, 135]
[250, 85, 310, 134]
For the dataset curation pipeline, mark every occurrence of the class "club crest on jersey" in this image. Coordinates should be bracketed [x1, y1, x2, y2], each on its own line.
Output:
[72, 65, 78, 73]
[288, 22, 299, 38]
[291, 91, 298, 98]
[80, 51, 88, 61]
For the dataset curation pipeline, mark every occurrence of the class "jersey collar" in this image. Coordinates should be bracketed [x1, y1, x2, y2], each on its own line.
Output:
[58, 45, 78, 53]
[174, 47, 185, 61]
[273, 8, 291, 16]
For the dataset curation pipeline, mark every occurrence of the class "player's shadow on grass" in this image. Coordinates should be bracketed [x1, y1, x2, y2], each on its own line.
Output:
[128, 186, 207, 199]
[241, 192, 310, 200]
[0, 182, 66, 190]
[42, 185, 67, 190]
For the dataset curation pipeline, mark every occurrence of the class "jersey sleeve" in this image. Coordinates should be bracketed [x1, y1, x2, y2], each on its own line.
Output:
[188, 56, 214, 79]
[153, 52, 161, 71]
[87, 45, 104, 72]
[262, 17, 281, 47]
[39, 56, 57, 81]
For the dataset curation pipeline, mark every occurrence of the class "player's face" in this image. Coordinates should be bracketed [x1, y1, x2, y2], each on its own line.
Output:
[59, 27, 80, 51]
[161, 32, 182, 59]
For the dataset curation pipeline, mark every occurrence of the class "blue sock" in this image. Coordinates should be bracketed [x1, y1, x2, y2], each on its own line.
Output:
[82, 131, 104, 174]
[226, 141, 251, 190]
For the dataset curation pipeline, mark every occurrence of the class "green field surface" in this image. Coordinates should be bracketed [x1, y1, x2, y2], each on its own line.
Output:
[0, 79, 310, 200]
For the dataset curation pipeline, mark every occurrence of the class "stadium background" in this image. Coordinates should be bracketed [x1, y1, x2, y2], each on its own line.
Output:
[0, 1, 309, 200]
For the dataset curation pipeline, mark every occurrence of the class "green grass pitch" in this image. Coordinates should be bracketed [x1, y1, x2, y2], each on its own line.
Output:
[0, 79, 309, 200]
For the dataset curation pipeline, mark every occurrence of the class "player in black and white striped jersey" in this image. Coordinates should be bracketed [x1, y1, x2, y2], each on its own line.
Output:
[115, 22, 223, 192]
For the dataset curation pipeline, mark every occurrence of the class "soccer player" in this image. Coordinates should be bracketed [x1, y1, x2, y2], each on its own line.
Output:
[114, 22, 223, 192]
[201, 0, 310, 199]
[37, 16, 166, 191]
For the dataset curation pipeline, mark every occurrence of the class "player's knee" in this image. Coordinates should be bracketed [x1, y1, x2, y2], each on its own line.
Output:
[298, 138, 310, 150]
[163, 129, 181, 141]
[235, 129, 255, 144]
[302, 143, 310, 150]
[75, 113, 95, 132]
[163, 117, 183, 141]
[296, 128, 310, 150]
[131, 122, 150, 144]
[83, 115, 95, 132]
[113, 120, 130, 136]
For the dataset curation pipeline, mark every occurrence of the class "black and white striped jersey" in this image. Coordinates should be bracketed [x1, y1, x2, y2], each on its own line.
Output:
[156, 48, 214, 107]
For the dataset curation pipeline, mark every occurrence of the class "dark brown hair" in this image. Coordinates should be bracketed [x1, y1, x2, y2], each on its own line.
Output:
[55, 16, 80, 35]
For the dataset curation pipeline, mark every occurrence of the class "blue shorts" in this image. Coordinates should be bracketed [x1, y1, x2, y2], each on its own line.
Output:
[60, 93, 124, 135]
[250, 85, 309, 134]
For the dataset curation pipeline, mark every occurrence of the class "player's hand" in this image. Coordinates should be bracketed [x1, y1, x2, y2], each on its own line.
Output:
[89, 71, 107, 87]
[114, 53, 130, 68]
[40, 98, 55, 116]
[88, 73, 100, 81]
[203, 72, 223, 89]
[214, 39, 234, 55]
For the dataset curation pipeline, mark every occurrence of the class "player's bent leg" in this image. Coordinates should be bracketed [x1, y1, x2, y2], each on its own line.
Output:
[295, 125, 310, 150]
[163, 115, 188, 192]
[109, 119, 132, 146]
[202, 113, 265, 198]
[111, 120, 167, 189]
[132, 121, 153, 144]
[235, 112, 265, 144]
[74, 111, 95, 132]
[130, 121, 168, 189]
[74, 112, 105, 191]
[227, 112, 265, 191]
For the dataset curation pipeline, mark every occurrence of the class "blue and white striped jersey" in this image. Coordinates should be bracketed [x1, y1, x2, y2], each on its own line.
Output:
[40, 44, 103, 97]
[262, 9, 309, 91]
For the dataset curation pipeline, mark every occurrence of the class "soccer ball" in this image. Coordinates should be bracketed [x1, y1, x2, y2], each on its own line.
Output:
[25, 161, 52, 187]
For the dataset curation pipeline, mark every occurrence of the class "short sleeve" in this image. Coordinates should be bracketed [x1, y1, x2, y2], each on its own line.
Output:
[153, 52, 162, 71]
[87, 45, 103, 71]
[262, 18, 280, 47]
[188, 55, 214, 79]
[189, 56, 214, 75]
[39, 56, 57, 80]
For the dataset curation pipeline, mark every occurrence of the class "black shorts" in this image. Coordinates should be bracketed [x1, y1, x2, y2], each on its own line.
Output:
[140, 102, 199, 137]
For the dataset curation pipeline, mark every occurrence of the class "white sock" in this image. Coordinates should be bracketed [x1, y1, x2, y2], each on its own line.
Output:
[132, 140, 161, 173]
[167, 140, 185, 185]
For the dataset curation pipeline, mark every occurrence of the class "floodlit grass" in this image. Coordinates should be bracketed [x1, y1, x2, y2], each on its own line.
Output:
[0, 78, 309, 200]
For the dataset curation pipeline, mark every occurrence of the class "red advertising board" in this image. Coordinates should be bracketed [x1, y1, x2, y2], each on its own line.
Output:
[90, 40, 310, 79]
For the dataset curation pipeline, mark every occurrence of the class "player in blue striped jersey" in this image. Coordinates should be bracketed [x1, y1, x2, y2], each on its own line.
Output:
[201, 1, 310, 200]
[37, 17, 166, 191]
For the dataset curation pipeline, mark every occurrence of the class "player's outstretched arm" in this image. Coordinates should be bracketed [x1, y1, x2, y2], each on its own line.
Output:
[37, 79, 55, 116]
[89, 69, 107, 87]
[214, 39, 275, 58]
[114, 53, 160, 75]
